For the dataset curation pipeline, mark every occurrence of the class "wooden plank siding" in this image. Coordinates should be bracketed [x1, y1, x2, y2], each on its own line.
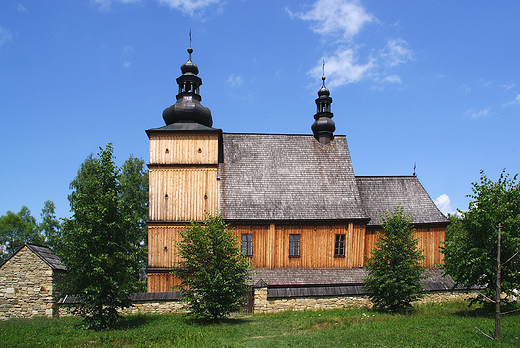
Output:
[147, 273, 181, 293]
[147, 132, 221, 293]
[148, 224, 185, 268]
[231, 222, 366, 269]
[148, 167, 219, 222]
[364, 225, 445, 267]
[147, 221, 445, 292]
[149, 133, 219, 165]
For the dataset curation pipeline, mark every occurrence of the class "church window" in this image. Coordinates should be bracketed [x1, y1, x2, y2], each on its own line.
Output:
[334, 234, 346, 257]
[241, 234, 252, 257]
[289, 234, 300, 257]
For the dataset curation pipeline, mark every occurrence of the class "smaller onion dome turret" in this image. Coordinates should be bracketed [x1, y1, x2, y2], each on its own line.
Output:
[163, 47, 213, 127]
[311, 75, 335, 145]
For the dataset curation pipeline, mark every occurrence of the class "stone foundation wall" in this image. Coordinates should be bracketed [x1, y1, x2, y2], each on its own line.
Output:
[0, 247, 58, 320]
[1, 264, 478, 320]
[253, 287, 476, 314]
[57, 300, 187, 317]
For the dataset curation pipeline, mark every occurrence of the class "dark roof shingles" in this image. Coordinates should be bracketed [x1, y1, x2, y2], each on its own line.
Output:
[220, 134, 367, 221]
[26, 243, 66, 271]
[356, 176, 448, 226]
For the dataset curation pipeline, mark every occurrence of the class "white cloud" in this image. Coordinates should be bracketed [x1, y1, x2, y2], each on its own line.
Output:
[0, 27, 13, 46]
[460, 84, 471, 93]
[464, 108, 490, 118]
[93, 0, 141, 12]
[122, 45, 133, 68]
[291, 1, 413, 89]
[159, 0, 221, 16]
[17, 4, 27, 12]
[380, 38, 413, 67]
[501, 83, 516, 91]
[227, 74, 243, 87]
[287, 0, 374, 41]
[435, 194, 454, 216]
[382, 74, 401, 84]
[309, 47, 375, 88]
[503, 94, 520, 107]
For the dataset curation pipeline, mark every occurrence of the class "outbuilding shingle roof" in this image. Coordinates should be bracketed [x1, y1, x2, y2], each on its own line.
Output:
[0, 243, 66, 271]
[356, 176, 449, 226]
[219, 134, 368, 221]
[25, 243, 66, 271]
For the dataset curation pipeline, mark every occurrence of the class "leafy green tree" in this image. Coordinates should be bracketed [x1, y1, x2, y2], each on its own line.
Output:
[364, 208, 426, 312]
[39, 200, 61, 250]
[0, 206, 44, 261]
[59, 144, 145, 330]
[119, 156, 149, 268]
[173, 214, 253, 321]
[442, 170, 520, 306]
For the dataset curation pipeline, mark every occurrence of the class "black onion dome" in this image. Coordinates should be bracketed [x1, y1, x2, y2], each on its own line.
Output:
[312, 74, 335, 145]
[180, 48, 199, 75]
[317, 76, 330, 97]
[162, 47, 212, 127]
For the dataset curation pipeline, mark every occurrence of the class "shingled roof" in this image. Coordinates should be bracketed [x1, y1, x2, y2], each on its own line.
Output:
[25, 244, 66, 271]
[219, 134, 368, 221]
[146, 122, 220, 133]
[356, 176, 448, 226]
[0, 243, 66, 271]
[250, 268, 460, 298]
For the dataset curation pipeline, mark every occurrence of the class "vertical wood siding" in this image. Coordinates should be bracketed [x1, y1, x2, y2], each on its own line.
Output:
[148, 168, 219, 221]
[148, 224, 185, 268]
[231, 222, 366, 269]
[147, 224, 186, 293]
[147, 222, 445, 292]
[363, 225, 445, 267]
[149, 134, 219, 164]
[147, 273, 181, 293]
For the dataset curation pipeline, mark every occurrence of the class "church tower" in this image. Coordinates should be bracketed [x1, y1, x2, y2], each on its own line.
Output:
[145, 47, 222, 292]
[311, 74, 335, 145]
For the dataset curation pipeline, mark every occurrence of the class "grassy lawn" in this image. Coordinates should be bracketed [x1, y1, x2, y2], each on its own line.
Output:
[0, 301, 519, 347]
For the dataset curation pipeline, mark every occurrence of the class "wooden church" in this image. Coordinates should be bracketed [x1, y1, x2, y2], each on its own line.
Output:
[145, 47, 449, 293]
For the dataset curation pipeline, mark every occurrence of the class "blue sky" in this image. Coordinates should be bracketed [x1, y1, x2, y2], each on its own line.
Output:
[1, 0, 519, 221]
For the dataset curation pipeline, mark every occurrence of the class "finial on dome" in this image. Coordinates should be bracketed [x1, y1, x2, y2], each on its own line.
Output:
[188, 30, 193, 60]
[322, 60, 326, 86]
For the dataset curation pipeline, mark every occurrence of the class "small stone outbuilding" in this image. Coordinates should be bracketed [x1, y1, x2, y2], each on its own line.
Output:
[0, 243, 66, 320]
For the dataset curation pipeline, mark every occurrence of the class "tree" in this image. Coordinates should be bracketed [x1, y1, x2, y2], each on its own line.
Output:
[39, 200, 61, 250]
[442, 170, 520, 306]
[0, 206, 44, 261]
[172, 214, 253, 321]
[364, 208, 426, 312]
[119, 155, 149, 268]
[59, 144, 145, 330]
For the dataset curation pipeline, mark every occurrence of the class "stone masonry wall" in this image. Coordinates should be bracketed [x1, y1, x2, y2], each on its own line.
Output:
[0, 247, 57, 320]
[57, 300, 187, 317]
[253, 287, 476, 314]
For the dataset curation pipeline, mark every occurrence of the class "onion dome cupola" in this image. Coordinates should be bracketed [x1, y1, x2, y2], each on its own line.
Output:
[311, 74, 335, 145]
[162, 47, 213, 127]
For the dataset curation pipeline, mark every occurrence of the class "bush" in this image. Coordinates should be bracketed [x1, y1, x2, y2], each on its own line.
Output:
[364, 208, 426, 312]
[172, 214, 253, 320]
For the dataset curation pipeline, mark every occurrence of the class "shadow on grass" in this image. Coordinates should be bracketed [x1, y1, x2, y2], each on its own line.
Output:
[184, 316, 251, 326]
[453, 301, 520, 318]
[116, 313, 164, 330]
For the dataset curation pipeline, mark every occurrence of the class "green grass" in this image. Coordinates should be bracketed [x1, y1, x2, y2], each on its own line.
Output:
[0, 301, 519, 347]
